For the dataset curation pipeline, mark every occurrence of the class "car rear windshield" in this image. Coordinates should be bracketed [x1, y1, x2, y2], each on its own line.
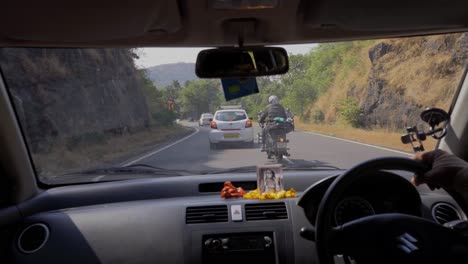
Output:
[215, 111, 247, 121]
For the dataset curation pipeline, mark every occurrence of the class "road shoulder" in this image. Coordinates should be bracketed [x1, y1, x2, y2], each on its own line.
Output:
[298, 130, 412, 156]
[120, 125, 199, 166]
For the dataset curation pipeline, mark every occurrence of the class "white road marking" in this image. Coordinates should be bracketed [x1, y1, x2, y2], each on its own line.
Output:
[91, 175, 106, 182]
[122, 127, 200, 166]
[283, 156, 294, 164]
[299, 131, 412, 156]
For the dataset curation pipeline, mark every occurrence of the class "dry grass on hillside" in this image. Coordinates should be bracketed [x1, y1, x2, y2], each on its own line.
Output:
[381, 36, 464, 110]
[34, 125, 192, 178]
[312, 35, 464, 124]
[296, 119, 436, 153]
[313, 41, 375, 123]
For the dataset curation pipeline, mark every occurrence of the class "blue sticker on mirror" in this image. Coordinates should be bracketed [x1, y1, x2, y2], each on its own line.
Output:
[221, 78, 259, 101]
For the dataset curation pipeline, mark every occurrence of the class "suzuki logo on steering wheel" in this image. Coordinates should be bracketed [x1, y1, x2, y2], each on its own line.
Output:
[396, 233, 419, 254]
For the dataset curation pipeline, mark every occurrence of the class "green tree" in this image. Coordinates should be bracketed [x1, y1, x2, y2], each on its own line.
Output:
[179, 80, 222, 118]
[282, 53, 310, 85]
[283, 78, 318, 116]
[171, 41, 373, 124]
[138, 69, 178, 126]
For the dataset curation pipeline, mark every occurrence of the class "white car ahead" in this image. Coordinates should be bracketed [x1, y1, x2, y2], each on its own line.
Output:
[199, 113, 213, 126]
[208, 109, 254, 149]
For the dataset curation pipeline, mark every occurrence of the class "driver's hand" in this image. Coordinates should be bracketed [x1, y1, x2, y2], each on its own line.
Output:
[411, 150, 468, 198]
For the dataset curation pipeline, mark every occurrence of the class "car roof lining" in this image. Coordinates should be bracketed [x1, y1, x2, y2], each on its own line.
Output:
[0, 0, 467, 47]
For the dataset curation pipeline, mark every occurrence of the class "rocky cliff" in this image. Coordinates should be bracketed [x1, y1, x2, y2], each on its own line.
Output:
[360, 34, 468, 129]
[313, 33, 468, 130]
[0, 48, 151, 152]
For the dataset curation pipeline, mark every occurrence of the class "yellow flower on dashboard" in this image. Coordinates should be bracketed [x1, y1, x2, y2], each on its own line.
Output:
[243, 188, 296, 200]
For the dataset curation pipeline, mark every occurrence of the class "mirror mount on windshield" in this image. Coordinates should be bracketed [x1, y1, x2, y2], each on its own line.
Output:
[401, 108, 450, 152]
[195, 47, 289, 78]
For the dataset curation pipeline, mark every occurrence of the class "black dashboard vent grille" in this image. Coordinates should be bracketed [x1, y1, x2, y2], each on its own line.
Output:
[432, 203, 462, 225]
[186, 205, 228, 224]
[245, 202, 288, 221]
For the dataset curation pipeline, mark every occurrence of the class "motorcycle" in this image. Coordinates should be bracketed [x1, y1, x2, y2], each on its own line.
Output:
[287, 116, 295, 131]
[258, 114, 293, 162]
[286, 110, 295, 131]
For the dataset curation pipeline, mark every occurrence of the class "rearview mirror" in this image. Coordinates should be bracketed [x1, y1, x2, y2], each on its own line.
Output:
[196, 47, 289, 78]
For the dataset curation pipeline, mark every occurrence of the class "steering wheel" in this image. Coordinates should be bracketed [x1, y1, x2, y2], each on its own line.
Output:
[315, 157, 466, 264]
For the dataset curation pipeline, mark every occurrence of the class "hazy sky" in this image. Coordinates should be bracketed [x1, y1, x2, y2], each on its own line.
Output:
[135, 44, 317, 68]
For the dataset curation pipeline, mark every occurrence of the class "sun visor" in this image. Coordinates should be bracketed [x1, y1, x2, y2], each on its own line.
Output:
[0, 0, 182, 42]
[302, 0, 468, 32]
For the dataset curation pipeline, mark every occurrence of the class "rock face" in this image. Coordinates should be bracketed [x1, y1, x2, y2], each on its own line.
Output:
[360, 76, 422, 129]
[0, 48, 150, 152]
[368, 43, 392, 64]
[360, 33, 468, 130]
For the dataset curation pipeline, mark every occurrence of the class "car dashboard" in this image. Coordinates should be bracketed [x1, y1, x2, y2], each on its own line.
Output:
[4, 170, 466, 264]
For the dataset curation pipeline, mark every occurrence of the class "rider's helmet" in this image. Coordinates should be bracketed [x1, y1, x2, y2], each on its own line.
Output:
[268, 95, 279, 104]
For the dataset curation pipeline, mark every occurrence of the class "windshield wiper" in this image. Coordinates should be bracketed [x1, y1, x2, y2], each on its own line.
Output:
[124, 163, 192, 173]
[63, 165, 185, 177]
[62, 163, 341, 178]
[283, 164, 341, 171]
[203, 164, 341, 175]
[202, 166, 258, 175]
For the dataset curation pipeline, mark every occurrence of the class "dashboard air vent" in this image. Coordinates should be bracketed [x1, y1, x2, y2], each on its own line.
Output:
[17, 223, 49, 254]
[186, 205, 228, 224]
[245, 202, 288, 221]
[432, 203, 462, 225]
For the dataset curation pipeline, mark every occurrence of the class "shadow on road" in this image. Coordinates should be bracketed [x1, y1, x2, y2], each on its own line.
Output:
[214, 142, 261, 150]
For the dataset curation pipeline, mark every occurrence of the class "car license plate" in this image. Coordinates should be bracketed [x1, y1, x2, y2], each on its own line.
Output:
[224, 133, 240, 139]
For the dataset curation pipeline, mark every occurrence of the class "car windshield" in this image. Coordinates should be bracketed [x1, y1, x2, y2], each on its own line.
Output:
[216, 111, 247, 121]
[1, 32, 465, 185]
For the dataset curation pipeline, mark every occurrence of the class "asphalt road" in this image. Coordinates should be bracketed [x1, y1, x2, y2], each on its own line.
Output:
[122, 122, 410, 171]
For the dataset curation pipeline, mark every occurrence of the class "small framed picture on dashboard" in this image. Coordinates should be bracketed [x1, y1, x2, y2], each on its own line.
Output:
[257, 164, 284, 193]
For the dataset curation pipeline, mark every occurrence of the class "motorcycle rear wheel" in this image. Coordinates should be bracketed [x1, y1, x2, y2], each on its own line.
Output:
[275, 152, 283, 162]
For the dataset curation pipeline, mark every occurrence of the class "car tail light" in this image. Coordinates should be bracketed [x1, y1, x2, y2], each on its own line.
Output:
[245, 120, 253, 128]
[210, 121, 217, 129]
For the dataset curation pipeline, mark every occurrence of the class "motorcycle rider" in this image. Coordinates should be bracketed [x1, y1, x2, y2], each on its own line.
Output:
[259, 95, 288, 151]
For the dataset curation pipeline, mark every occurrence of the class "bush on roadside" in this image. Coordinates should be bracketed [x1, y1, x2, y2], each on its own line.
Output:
[66, 132, 107, 150]
[311, 109, 325, 124]
[302, 109, 311, 123]
[336, 97, 362, 127]
[152, 109, 178, 126]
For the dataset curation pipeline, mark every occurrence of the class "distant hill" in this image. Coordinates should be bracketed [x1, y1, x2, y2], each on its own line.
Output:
[145, 62, 197, 88]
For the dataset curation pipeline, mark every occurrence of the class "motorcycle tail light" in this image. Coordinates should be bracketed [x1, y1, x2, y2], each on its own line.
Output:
[245, 120, 253, 128]
[210, 121, 217, 129]
[279, 137, 285, 143]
